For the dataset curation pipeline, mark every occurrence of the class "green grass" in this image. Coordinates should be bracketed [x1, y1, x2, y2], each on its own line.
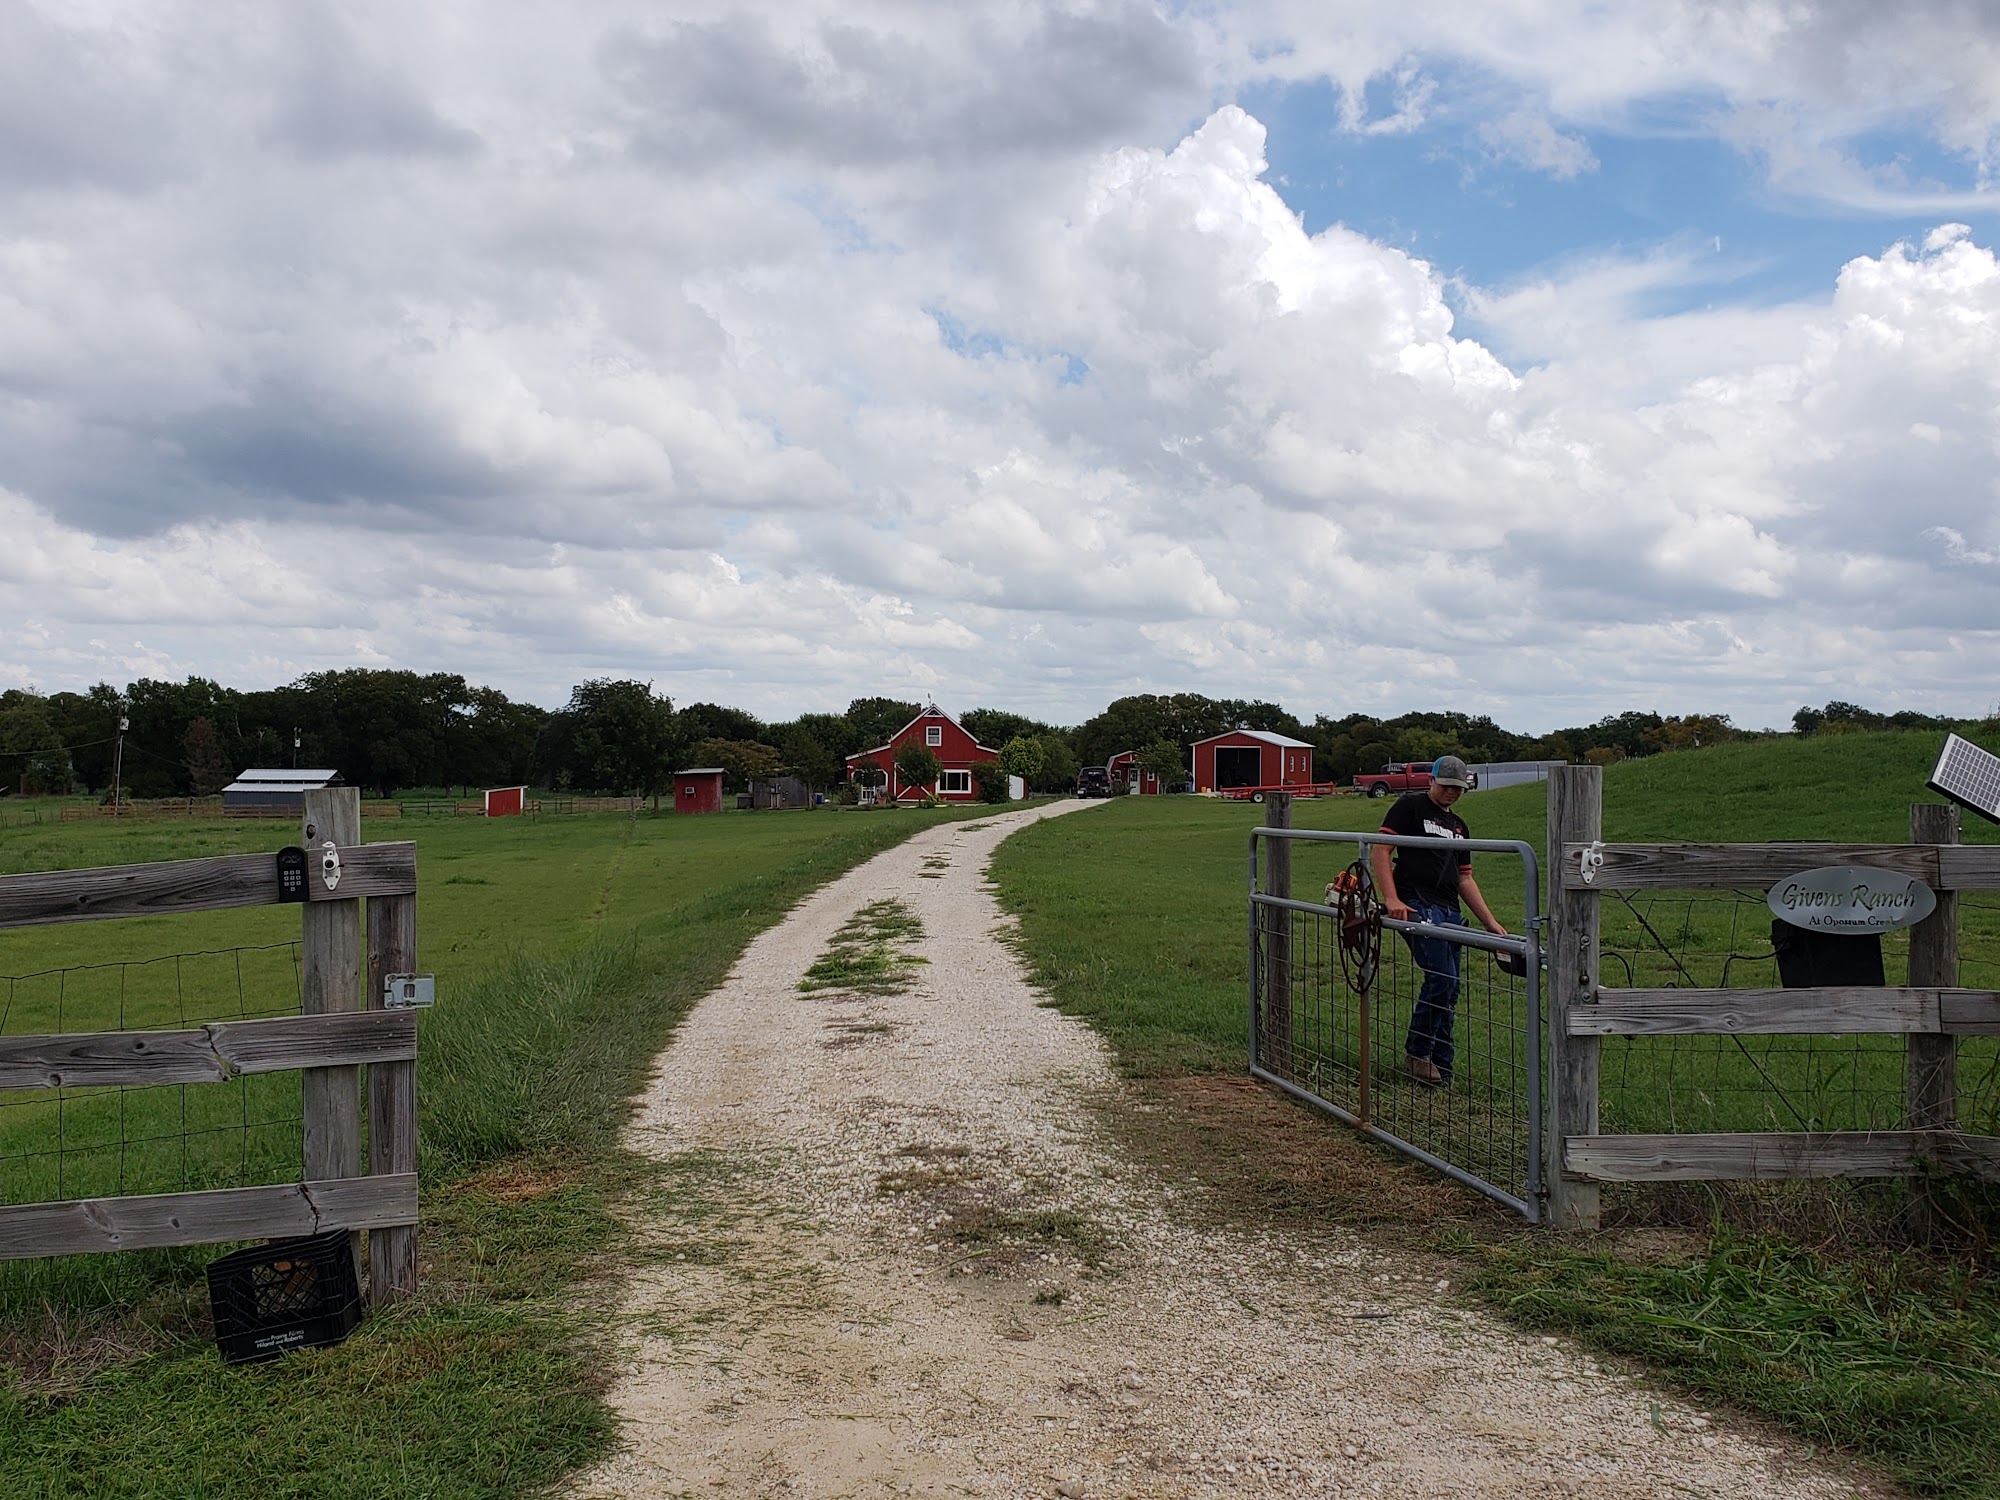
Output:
[798, 899, 928, 996]
[987, 735, 2000, 1499]
[0, 800, 990, 1499]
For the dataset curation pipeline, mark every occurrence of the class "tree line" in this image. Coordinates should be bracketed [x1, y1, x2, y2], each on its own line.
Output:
[0, 674, 1988, 801]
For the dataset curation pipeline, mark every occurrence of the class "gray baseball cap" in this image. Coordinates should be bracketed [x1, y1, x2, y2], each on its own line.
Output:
[1432, 755, 1472, 788]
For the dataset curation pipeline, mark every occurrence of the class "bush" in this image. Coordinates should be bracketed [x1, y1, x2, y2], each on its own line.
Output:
[970, 761, 1010, 804]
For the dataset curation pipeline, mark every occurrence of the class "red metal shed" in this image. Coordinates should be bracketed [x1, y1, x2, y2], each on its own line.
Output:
[1190, 730, 1315, 795]
[484, 786, 526, 817]
[673, 767, 726, 814]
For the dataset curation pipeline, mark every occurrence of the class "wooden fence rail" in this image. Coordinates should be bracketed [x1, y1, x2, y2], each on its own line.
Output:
[0, 788, 420, 1303]
[1545, 764, 1996, 1232]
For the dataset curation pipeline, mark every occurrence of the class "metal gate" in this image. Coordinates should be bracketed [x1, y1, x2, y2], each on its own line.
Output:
[1249, 825, 1546, 1220]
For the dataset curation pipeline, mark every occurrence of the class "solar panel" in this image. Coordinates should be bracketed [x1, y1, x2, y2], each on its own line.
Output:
[1927, 733, 2000, 824]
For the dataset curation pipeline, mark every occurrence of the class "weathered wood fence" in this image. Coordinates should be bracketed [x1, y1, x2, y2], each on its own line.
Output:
[0, 788, 419, 1304]
[1546, 763, 2000, 1230]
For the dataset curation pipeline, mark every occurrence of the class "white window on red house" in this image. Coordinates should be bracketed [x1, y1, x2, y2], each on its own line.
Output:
[940, 769, 971, 794]
[926, 724, 942, 746]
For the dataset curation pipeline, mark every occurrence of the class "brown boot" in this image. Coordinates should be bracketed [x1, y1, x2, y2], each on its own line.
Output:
[1404, 1054, 1443, 1086]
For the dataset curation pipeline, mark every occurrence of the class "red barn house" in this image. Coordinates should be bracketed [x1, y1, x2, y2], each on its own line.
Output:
[846, 707, 998, 804]
[1106, 749, 1168, 795]
[1191, 729, 1315, 795]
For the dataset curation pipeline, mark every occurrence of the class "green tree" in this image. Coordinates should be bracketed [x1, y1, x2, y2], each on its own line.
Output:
[969, 761, 1011, 804]
[182, 715, 232, 796]
[961, 708, 1059, 749]
[559, 679, 679, 797]
[0, 692, 70, 795]
[996, 735, 1046, 783]
[699, 738, 784, 792]
[45, 685, 121, 792]
[678, 702, 766, 745]
[1136, 737, 1187, 791]
[846, 697, 922, 749]
[893, 742, 941, 796]
[776, 728, 841, 790]
[1029, 734, 1079, 794]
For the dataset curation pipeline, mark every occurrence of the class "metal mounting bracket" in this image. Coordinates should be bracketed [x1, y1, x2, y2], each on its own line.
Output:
[1578, 839, 1604, 885]
[320, 841, 342, 892]
[383, 974, 435, 1010]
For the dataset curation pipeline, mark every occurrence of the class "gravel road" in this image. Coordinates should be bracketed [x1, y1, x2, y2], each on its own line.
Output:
[565, 800, 1890, 1500]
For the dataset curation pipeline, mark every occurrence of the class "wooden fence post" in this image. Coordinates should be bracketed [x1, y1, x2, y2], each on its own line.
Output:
[1546, 765, 1601, 1230]
[302, 788, 363, 1260]
[366, 890, 419, 1303]
[1909, 801, 1960, 1240]
[1261, 793, 1293, 1072]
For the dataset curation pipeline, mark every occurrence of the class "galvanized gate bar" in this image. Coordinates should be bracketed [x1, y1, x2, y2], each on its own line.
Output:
[1248, 825, 1545, 1222]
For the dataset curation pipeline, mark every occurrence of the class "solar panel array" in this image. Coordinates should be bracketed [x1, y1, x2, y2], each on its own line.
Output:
[1927, 733, 2000, 823]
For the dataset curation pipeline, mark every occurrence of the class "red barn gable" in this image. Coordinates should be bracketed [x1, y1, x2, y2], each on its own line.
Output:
[846, 707, 998, 803]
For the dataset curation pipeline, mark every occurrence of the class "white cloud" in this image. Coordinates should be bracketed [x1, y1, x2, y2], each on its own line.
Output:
[1477, 109, 1597, 179]
[1, 2, 1997, 732]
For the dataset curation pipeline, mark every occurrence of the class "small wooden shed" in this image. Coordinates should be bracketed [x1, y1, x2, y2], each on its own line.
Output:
[1106, 749, 1167, 795]
[673, 768, 726, 815]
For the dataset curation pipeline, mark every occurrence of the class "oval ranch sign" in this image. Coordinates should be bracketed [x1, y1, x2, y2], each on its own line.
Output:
[1767, 865, 1937, 933]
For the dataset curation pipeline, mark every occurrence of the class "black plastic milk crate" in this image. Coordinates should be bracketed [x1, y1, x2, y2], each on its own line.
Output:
[206, 1230, 361, 1365]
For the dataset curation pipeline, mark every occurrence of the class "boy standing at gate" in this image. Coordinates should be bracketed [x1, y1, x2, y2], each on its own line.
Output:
[1368, 755, 1509, 1086]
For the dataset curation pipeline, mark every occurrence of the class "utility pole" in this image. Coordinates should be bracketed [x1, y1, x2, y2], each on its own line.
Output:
[292, 727, 301, 769]
[111, 701, 128, 818]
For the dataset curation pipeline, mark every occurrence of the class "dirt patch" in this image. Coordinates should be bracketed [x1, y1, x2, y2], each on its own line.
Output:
[460, 1155, 589, 1204]
[1113, 1072, 1493, 1232]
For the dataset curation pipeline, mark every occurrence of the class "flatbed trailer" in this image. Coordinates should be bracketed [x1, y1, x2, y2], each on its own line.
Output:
[1212, 782, 1349, 802]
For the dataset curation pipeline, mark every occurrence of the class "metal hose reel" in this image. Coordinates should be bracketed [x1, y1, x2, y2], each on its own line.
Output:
[1327, 859, 1382, 994]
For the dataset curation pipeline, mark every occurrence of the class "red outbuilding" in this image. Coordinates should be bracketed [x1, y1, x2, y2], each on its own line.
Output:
[673, 767, 726, 814]
[845, 706, 998, 803]
[1190, 730, 1316, 795]
[483, 785, 527, 817]
[1106, 749, 1168, 795]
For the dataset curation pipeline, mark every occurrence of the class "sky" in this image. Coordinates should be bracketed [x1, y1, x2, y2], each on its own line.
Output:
[3, 1, 1998, 734]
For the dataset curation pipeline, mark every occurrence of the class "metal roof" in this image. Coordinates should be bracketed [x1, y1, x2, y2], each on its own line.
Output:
[222, 769, 345, 794]
[1194, 729, 1315, 749]
[675, 767, 727, 776]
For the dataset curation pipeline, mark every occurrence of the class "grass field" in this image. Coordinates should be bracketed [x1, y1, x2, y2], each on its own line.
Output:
[986, 732, 2000, 1500]
[8, 733, 2000, 1497]
[0, 798, 993, 1499]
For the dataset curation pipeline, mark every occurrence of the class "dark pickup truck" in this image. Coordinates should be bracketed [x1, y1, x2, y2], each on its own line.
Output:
[1076, 766, 1114, 798]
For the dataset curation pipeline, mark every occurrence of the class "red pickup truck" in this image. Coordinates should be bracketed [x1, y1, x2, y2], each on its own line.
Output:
[1353, 761, 1437, 799]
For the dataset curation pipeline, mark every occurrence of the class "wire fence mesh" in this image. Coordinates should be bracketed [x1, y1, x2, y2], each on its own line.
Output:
[0, 944, 306, 1207]
[1595, 888, 2000, 1138]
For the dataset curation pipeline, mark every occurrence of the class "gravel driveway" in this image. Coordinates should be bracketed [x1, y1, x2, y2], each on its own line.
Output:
[566, 800, 1889, 1499]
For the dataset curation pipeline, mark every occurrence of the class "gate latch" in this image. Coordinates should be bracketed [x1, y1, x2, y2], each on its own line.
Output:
[320, 841, 342, 892]
[383, 974, 435, 1010]
[1578, 839, 1604, 885]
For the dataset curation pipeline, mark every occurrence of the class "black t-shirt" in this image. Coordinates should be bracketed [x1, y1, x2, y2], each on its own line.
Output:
[1379, 791, 1472, 906]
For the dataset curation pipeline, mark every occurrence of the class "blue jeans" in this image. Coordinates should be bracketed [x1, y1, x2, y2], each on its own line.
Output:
[1400, 899, 1463, 1080]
